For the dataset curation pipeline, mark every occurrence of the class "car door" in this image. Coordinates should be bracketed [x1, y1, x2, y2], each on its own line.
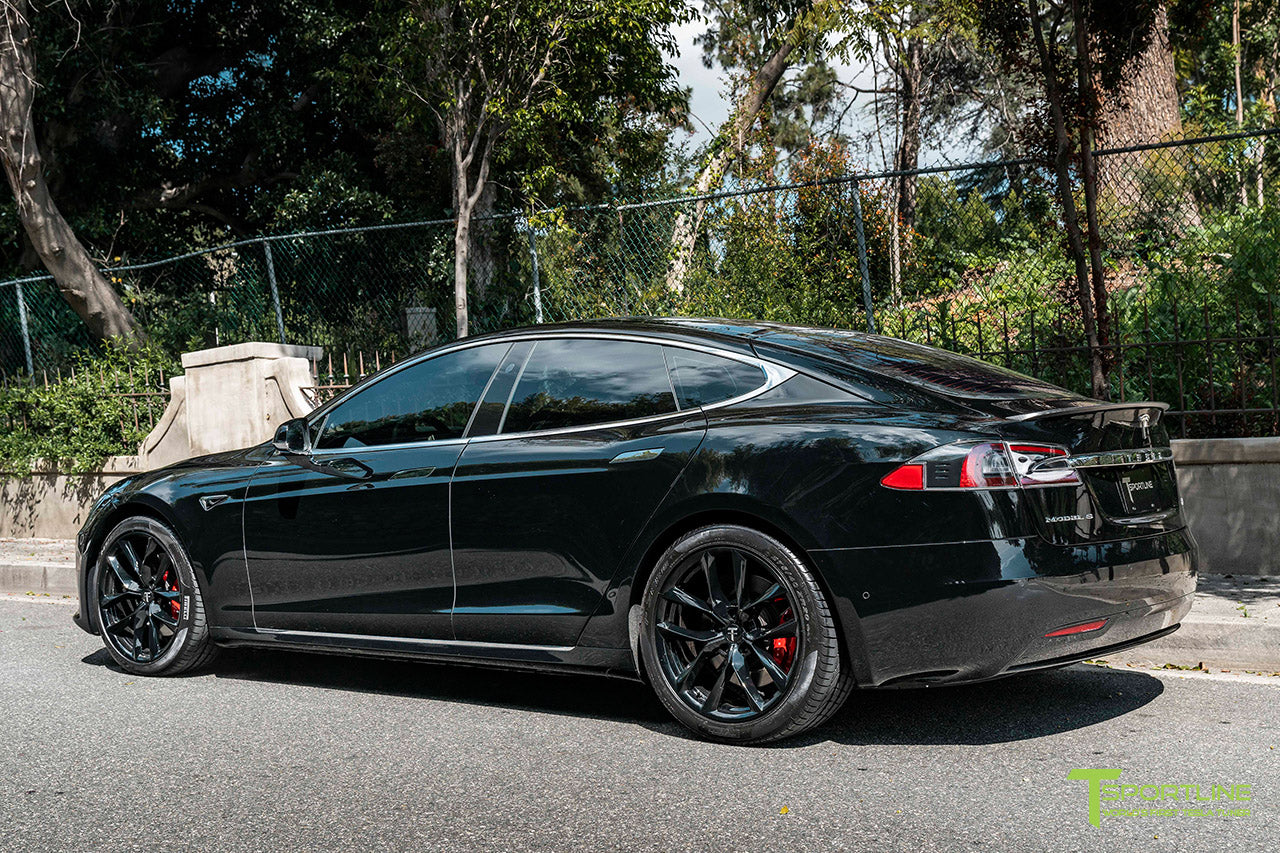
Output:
[242, 342, 508, 638]
[449, 337, 710, 647]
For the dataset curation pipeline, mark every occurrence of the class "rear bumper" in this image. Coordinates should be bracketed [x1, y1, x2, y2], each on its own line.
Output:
[811, 528, 1198, 687]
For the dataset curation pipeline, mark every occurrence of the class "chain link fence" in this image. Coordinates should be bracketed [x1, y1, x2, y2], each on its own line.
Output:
[1, 128, 1277, 437]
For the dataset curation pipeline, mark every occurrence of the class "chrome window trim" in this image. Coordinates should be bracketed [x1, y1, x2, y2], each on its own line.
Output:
[306, 331, 795, 454]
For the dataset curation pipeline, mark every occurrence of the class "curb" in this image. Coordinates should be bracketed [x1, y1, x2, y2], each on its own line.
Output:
[0, 561, 77, 596]
[1101, 618, 1280, 673]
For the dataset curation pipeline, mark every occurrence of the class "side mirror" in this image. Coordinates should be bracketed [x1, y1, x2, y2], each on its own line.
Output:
[272, 418, 311, 456]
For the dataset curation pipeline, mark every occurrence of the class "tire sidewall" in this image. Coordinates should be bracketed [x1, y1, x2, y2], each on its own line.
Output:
[639, 525, 828, 744]
[90, 516, 199, 674]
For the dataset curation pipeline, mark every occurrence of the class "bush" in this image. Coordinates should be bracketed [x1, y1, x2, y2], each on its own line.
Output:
[0, 343, 177, 474]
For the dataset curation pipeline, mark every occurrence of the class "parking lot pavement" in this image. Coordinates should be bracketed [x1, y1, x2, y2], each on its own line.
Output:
[1, 597, 1276, 853]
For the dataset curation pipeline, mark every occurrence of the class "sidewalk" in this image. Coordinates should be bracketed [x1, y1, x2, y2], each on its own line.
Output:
[0, 538, 77, 597]
[3, 537, 1277, 673]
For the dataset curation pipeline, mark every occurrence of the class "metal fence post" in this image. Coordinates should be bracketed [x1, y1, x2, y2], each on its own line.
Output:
[14, 281, 34, 376]
[527, 223, 543, 325]
[848, 179, 877, 334]
[262, 240, 287, 344]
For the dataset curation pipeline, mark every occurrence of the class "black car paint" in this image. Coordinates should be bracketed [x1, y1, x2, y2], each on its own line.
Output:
[75, 319, 1197, 687]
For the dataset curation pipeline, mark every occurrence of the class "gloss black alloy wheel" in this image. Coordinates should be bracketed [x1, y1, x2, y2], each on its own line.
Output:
[654, 546, 799, 721]
[640, 525, 853, 744]
[91, 516, 218, 675]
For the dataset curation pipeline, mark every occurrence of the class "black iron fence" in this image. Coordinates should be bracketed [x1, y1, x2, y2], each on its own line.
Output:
[1, 128, 1277, 438]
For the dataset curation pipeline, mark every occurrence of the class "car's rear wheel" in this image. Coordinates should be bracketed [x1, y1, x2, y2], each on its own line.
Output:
[90, 516, 218, 675]
[639, 524, 852, 744]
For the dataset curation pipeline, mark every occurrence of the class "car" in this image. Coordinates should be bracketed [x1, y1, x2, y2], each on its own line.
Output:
[72, 318, 1197, 744]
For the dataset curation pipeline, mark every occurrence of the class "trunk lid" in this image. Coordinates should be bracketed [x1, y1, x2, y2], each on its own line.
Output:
[996, 403, 1185, 545]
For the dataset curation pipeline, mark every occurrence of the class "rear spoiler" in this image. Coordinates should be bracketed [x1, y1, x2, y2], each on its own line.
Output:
[1005, 401, 1169, 423]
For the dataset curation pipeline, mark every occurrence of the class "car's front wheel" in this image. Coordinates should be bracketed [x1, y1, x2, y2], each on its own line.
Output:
[90, 516, 218, 675]
[639, 524, 852, 744]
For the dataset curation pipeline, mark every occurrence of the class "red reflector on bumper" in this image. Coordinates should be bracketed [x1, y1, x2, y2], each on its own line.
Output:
[1044, 619, 1107, 638]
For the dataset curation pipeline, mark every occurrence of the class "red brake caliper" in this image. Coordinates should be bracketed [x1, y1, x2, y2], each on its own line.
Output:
[161, 570, 181, 619]
[771, 606, 796, 670]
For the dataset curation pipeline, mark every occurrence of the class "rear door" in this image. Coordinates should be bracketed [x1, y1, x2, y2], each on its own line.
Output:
[449, 337, 708, 646]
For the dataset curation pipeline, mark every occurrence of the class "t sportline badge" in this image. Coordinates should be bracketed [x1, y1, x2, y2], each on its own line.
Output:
[1069, 769, 1253, 827]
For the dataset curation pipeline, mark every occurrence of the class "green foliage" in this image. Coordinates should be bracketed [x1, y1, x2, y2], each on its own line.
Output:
[0, 344, 177, 474]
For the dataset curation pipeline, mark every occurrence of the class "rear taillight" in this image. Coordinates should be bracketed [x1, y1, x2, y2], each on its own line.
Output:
[881, 441, 1080, 491]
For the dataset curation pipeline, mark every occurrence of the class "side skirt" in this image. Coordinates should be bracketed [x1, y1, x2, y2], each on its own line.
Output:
[209, 626, 641, 681]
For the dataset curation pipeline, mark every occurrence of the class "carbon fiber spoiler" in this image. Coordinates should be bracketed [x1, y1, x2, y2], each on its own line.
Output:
[1005, 401, 1170, 422]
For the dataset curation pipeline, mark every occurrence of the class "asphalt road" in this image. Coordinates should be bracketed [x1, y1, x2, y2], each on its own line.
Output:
[1, 597, 1276, 853]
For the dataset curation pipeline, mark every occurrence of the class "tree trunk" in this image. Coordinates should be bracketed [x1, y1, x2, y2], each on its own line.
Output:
[1091, 4, 1197, 227]
[894, 34, 923, 233]
[0, 0, 141, 344]
[1233, 0, 1247, 206]
[1073, 0, 1111, 378]
[1029, 0, 1107, 400]
[664, 34, 795, 293]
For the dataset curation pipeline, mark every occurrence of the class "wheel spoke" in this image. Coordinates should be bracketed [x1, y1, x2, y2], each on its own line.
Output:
[104, 615, 133, 637]
[731, 551, 749, 607]
[749, 619, 797, 643]
[101, 589, 141, 608]
[663, 586, 719, 621]
[675, 642, 722, 691]
[729, 646, 766, 712]
[701, 552, 729, 612]
[147, 615, 162, 658]
[106, 554, 140, 590]
[657, 621, 719, 643]
[120, 540, 147, 587]
[152, 609, 179, 629]
[742, 582, 783, 613]
[747, 642, 790, 690]
[700, 657, 731, 713]
[154, 589, 180, 602]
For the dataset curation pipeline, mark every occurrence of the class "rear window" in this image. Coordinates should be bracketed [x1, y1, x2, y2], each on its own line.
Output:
[755, 326, 1080, 401]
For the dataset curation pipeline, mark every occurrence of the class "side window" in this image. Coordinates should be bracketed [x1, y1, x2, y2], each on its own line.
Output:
[316, 344, 506, 449]
[501, 339, 677, 434]
[665, 347, 767, 408]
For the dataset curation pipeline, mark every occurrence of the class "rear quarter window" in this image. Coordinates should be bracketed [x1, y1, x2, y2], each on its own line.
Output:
[664, 347, 767, 408]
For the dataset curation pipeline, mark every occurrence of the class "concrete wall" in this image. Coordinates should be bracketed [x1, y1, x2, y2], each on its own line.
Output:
[1, 342, 320, 541]
[0, 457, 143, 539]
[1171, 437, 1280, 576]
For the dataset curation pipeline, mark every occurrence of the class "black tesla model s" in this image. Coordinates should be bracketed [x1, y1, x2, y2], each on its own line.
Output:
[73, 319, 1196, 743]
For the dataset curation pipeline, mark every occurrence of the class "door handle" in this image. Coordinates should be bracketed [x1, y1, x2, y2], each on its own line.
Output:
[610, 447, 664, 465]
[345, 482, 375, 491]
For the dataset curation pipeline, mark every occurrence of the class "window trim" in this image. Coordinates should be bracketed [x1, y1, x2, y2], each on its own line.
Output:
[307, 332, 794, 456]
[309, 341, 510, 456]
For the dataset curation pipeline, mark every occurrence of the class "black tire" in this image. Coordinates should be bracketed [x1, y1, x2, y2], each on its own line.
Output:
[89, 516, 219, 675]
[639, 524, 852, 744]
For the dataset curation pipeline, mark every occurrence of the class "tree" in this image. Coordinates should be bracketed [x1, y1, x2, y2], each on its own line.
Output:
[848, 1, 974, 301]
[380, 0, 688, 337]
[666, 0, 849, 292]
[978, 0, 1175, 400]
[0, 0, 140, 342]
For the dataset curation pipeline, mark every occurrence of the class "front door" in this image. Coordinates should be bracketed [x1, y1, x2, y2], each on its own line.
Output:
[243, 342, 509, 638]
